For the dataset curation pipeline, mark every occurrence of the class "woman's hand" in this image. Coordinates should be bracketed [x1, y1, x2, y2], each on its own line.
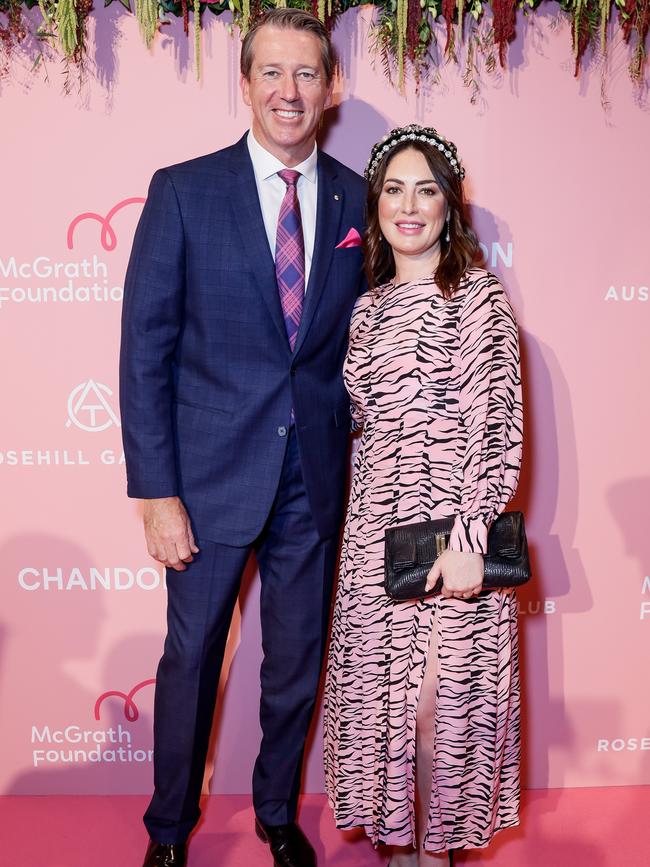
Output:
[425, 549, 484, 599]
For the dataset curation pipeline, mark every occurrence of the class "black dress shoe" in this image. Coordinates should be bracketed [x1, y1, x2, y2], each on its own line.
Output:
[255, 818, 316, 867]
[142, 840, 186, 867]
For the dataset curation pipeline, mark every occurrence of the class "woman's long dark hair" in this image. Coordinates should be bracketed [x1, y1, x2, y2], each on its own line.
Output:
[364, 140, 481, 300]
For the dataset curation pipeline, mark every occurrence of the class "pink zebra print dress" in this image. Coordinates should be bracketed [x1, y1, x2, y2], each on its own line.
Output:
[324, 268, 524, 853]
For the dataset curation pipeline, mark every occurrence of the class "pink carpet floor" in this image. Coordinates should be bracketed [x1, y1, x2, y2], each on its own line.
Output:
[2, 787, 649, 867]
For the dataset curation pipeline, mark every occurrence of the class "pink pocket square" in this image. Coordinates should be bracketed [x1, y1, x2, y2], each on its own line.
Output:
[335, 227, 363, 249]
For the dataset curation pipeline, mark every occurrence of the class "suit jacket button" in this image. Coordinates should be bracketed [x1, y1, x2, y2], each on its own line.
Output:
[277, 426, 287, 437]
[290, 367, 296, 376]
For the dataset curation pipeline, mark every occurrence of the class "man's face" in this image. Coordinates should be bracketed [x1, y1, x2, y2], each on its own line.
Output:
[241, 26, 333, 166]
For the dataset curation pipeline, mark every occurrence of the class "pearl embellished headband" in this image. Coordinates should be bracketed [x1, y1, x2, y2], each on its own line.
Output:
[364, 123, 465, 182]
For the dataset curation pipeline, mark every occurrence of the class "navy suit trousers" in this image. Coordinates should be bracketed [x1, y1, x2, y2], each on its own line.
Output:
[144, 429, 339, 843]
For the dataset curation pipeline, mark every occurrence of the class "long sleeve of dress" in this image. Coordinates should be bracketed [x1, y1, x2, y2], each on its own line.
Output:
[448, 273, 523, 555]
[347, 291, 372, 432]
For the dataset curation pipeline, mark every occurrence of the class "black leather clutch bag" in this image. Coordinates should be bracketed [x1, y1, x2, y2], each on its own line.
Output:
[384, 511, 530, 600]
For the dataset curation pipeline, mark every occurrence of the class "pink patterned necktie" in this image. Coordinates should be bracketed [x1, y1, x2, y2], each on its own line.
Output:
[275, 169, 305, 351]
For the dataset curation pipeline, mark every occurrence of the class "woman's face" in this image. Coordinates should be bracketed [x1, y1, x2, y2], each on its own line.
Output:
[378, 147, 448, 264]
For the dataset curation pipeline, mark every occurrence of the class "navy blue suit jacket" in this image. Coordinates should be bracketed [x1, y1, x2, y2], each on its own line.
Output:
[120, 134, 367, 546]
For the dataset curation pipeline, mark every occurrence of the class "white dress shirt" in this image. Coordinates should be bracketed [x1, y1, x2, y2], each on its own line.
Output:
[247, 130, 318, 291]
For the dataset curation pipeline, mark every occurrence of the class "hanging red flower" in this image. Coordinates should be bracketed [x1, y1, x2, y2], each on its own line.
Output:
[407, 0, 421, 61]
[442, 0, 457, 54]
[491, 0, 516, 67]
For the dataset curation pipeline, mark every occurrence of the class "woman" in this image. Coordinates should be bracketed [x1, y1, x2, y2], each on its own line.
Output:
[323, 125, 523, 866]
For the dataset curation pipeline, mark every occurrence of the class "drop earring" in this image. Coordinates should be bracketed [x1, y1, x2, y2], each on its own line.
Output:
[445, 214, 451, 243]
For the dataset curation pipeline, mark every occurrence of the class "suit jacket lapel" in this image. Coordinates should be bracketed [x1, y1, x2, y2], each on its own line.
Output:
[293, 154, 343, 357]
[229, 136, 291, 350]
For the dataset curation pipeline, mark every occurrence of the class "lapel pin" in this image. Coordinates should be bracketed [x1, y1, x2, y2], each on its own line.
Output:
[334, 194, 340, 201]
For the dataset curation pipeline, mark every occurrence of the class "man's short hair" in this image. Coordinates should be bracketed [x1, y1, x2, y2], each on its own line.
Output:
[240, 8, 336, 84]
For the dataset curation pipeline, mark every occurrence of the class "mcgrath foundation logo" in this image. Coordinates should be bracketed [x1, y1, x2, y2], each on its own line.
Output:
[66, 380, 121, 432]
[95, 679, 156, 722]
[30, 681, 156, 769]
[2, 197, 144, 312]
[67, 197, 146, 252]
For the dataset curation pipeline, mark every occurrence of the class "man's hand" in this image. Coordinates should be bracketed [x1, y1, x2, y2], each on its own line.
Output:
[143, 497, 199, 571]
[425, 549, 483, 599]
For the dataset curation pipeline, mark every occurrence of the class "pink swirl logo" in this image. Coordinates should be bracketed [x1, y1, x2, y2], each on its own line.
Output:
[67, 197, 146, 252]
[94, 678, 156, 722]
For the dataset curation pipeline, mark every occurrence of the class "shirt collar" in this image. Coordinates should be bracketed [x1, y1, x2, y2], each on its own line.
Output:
[247, 130, 318, 184]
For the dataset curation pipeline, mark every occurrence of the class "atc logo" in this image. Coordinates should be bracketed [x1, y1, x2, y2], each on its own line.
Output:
[95, 679, 156, 722]
[66, 380, 121, 432]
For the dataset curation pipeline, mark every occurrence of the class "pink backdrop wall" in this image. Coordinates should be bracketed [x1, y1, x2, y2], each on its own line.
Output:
[1, 6, 649, 798]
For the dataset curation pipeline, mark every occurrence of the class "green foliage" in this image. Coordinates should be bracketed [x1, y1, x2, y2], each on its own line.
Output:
[136, 0, 158, 46]
[54, 0, 77, 56]
[3, 0, 649, 90]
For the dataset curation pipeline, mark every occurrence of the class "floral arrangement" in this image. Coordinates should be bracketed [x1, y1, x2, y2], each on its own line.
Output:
[1, 0, 648, 88]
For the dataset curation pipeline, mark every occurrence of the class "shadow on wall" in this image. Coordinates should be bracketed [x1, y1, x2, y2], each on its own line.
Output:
[92, 7, 380, 114]
[92, 2, 124, 97]
[321, 96, 390, 177]
[7, 633, 161, 796]
[0, 532, 162, 797]
[470, 205, 591, 790]
[607, 477, 650, 583]
[605, 476, 650, 783]
[93, 9, 229, 95]
[1, 533, 103, 794]
[0, 533, 328, 801]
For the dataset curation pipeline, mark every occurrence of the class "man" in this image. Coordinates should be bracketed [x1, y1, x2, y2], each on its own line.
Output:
[119, 9, 366, 867]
